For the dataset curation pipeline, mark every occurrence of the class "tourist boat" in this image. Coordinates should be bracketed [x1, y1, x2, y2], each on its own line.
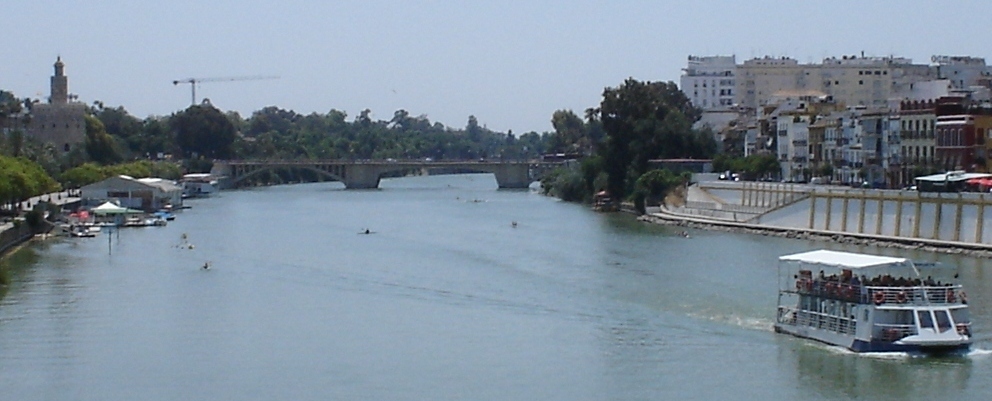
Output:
[774, 249, 971, 353]
[180, 173, 218, 198]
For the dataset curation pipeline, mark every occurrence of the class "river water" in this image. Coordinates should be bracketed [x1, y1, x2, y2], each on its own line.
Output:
[1, 174, 991, 400]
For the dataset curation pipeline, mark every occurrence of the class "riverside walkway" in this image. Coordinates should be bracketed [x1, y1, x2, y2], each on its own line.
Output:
[1, 191, 79, 257]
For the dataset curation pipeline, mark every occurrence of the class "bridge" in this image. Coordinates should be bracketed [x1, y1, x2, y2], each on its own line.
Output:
[210, 159, 565, 189]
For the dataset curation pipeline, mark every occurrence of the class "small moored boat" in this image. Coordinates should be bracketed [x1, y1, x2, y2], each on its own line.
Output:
[774, 249, 971, 353]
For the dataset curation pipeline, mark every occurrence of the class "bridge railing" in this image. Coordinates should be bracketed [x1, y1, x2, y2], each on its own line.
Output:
[215, 159, 554, 166]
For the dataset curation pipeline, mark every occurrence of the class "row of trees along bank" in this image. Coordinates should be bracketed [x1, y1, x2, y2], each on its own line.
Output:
[4, 87, 596, 189]
[5, 78, 777, 214]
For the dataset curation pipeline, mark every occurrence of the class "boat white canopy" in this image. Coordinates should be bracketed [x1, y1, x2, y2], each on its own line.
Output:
[779, 249, 910, 269]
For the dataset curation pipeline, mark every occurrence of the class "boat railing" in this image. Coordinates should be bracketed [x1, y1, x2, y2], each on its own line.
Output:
[865, 285, 965, 306]
[873, 323, 916, 342]
[792, 278, 965, 305]
[777, 306, 857, 335]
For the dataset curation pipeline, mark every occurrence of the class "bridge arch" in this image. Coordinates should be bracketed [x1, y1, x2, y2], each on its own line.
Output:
[224, 163, 346, 188]
[213, 160, 562, 190]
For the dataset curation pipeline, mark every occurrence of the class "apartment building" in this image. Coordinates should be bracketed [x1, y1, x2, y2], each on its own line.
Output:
[897, 100, 938, 184]
[932, 55, 992, 90]
[679, 55, 736, 110]
[736, 54, 935, 110]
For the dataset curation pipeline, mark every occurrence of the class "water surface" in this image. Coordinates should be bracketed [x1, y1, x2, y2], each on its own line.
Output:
[1, 174, 991, 400]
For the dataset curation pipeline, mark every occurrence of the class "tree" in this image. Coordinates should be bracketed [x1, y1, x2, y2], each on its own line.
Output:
[85, 115, 124, 165]
[0, 155, 59, 209]
[59, 162, 107, 188]
[600, 78, 705, 200]
[633, 169, 684, 211]
[466, 115, 482, 142]
[0, 90, 24, 137]
[550, 109, 590, 155]
[94, 106, 142, 141]
[172, 104, 236, 159]
[816, 164, 834, 179]
[540, 167, 587, 202]
[139, 117, 174, 157]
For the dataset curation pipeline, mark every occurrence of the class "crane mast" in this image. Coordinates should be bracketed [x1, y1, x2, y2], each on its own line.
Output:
[172, 75, 278, 106]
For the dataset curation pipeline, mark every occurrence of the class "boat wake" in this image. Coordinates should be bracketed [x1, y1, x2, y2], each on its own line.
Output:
[843, 347, 986, 360]
[685, 311, 775, 333]
[965, 348, 992, 358]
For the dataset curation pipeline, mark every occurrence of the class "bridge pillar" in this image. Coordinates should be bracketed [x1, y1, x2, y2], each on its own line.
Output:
[210, 161, 234, 189]
[492, 163, 532, 189]
[342, 164, 381, 189]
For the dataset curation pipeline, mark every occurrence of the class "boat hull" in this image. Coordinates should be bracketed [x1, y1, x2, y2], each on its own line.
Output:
[775, 323, 970, 354]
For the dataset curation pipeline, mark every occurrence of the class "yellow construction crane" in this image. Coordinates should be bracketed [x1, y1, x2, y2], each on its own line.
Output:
[172, 75, 279, 106]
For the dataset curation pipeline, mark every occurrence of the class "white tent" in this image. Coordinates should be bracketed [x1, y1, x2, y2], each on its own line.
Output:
[91, 201, 142, 215]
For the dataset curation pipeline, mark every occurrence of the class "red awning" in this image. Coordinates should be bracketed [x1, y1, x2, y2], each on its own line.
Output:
[966, 178, 992, 186]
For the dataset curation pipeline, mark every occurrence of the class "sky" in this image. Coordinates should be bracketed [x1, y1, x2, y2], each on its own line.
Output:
[3, 1, 990, 134]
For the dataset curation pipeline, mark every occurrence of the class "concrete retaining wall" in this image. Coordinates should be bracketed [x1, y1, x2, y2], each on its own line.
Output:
[725, 185, 992, 246]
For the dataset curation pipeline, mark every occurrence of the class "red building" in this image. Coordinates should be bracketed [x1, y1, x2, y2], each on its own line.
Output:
[935, 97, 983, 171]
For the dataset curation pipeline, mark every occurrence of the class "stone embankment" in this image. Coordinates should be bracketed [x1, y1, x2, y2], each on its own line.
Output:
[639, 180, 992, 258]
[640, 211, 992, 258]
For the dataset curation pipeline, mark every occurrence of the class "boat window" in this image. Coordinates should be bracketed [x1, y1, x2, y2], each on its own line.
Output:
[950, 309, 968, 324]
[917, 310, 935, 330]
[934, 310, 953, 333]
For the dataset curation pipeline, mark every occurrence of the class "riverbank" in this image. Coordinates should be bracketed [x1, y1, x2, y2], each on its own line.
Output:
[0, 223, 36, 261]
[638, 210, 992, 258]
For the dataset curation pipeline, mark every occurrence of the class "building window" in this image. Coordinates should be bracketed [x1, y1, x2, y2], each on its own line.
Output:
[64, 143, 70, 152]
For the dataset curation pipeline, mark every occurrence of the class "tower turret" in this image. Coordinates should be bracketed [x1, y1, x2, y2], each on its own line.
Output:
[50, 56, 68, 104]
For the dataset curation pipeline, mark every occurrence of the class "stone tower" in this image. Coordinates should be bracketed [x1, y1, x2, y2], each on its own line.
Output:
[26, 57, 86, 152]
[50, 56, 69, 104]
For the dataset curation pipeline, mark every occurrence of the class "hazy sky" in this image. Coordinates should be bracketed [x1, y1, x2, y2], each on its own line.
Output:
[4, 1, 989, 133]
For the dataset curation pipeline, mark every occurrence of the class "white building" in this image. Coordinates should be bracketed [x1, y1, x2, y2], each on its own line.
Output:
[80, 175, 183, 211]
[680, 55, 736, 110]
[931, 55, 991, 90]
[776, 112, 810, 182]
[736, 54, 935, 110]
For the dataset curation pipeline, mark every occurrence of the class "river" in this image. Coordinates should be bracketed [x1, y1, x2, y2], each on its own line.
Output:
[1, 174, 991, 400]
